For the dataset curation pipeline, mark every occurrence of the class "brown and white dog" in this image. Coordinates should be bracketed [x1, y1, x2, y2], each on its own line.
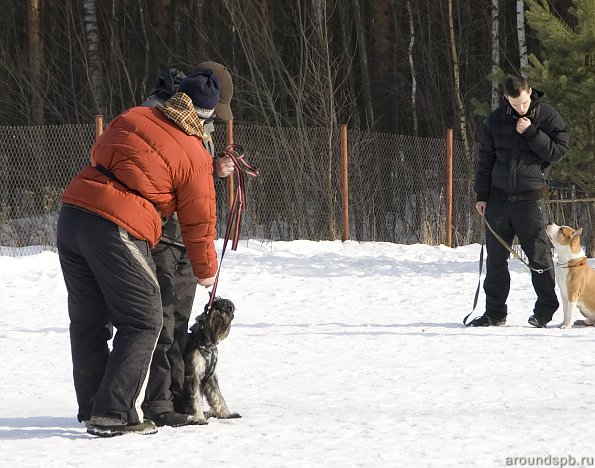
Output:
[546, 223, 595, 328]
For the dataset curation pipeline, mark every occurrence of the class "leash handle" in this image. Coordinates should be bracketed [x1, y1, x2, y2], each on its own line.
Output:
[206, 144, 259, 311]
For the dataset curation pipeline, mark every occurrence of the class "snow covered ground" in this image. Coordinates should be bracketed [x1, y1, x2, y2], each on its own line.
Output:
[1, 239, 594, 468]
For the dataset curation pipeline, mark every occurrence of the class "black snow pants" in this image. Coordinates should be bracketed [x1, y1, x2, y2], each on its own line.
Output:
[483, 197, 559, 322]
[143, 241, 197, 416]
[56, 205, 162, 424]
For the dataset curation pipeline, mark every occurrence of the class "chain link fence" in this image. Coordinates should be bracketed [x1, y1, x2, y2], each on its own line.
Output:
[0, 124, 95, 255]
[1, 122, 592, 256]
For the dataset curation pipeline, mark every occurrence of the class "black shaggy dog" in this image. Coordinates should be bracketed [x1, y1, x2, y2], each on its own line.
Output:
[182, 298, 241, 424]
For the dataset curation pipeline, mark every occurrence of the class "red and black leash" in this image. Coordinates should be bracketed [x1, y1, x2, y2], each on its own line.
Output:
[205, 144, 259, 312]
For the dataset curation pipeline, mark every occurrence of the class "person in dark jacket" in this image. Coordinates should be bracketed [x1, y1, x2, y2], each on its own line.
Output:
[141, 62, 235, 428]
[469, 75, 570, 328]
[57, 70, 221, 437]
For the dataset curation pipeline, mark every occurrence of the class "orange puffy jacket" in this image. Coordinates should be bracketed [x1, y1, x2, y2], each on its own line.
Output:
[62, 106, 217, 279]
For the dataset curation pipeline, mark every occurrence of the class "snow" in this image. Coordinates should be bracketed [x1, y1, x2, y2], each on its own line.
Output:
[1, 239, 594, 468]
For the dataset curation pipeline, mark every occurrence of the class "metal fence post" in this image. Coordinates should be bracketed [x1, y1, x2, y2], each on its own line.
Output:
[226, 120, 235, 209]
[341, 124, 350, 241]
[95, 115, 103, 141]
[93, 115, 103, 164]
[446, 128, 453, 247]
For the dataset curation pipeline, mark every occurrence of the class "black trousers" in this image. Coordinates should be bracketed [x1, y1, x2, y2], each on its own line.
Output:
[57, 205, 162, 424]
[484, 197, 558, 321]
[143, 242, 197, 416]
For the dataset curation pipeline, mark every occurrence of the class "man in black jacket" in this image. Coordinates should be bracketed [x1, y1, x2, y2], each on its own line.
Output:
[470, 75, 570, 328]
[141, 62, 236, 426]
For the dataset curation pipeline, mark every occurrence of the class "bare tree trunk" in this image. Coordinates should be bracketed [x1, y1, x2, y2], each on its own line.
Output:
[406, 0, 418, 136]
[516, 0, 528, 75]
[137, 0, 151, 99]
[491, 0, 500, 110]
[222, 0, 358, 239]
[447, 0, 471, 161]
[152, 0, 171, 43]
[312, 0, 338, 238]
[352, 0, 374, 129]
[27, 0, 44, 125]
[82, 0, 106, 117]
[338, 0, 359, 129]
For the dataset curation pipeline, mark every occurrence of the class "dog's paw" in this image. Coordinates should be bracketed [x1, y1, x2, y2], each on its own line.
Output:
[573, 319, 592, 326]
[559, 322, 573, 329]
[188, 414, 209, 425]
[206, 411, 242, 419]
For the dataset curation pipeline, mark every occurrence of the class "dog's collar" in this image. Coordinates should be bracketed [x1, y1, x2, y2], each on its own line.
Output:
[559, 256, 589, 268]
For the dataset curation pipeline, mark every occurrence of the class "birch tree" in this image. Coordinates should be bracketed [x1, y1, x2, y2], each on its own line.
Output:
[447, 0, 471, 161]
[491, 0, 500, 109]
[406, 0, 418, 136]
[82, 0, 106, 117]
[137, 0, 150, 98]
[517, 0, 528, 75]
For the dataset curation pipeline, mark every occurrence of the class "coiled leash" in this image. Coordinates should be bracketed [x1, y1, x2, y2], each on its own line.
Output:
[205, 144, 260, 313]
[462, 216, 554, 326]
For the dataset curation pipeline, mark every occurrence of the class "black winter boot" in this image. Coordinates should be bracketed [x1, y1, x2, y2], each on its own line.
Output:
[528, 315, 549, 328]
[86, 416, 158, 437]
[468, 315, 506, 327]
[151, 411, 201, 427]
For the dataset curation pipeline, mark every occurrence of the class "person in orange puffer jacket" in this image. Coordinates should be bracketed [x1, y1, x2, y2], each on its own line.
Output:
[57, 70, 220, 437]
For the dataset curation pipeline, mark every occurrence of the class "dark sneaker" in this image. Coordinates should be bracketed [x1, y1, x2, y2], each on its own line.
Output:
[468, 315, 506, 327]
[86, 416, 158, 437]
[528, 315, 548, 328]
[152, 411, 201, 427]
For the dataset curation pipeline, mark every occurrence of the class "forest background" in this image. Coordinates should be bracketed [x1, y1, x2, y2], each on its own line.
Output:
[0, 0, 594, 247]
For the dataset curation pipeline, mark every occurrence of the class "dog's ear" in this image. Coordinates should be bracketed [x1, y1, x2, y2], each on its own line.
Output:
[572, 228, 583, 239]
[218, 298, 235, 314]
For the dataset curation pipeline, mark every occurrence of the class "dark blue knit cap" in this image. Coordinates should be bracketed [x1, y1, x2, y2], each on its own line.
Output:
[178, 70, 221, 118]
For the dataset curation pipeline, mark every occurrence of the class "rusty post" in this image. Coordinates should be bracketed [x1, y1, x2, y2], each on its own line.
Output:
[92, 115, 104, 163]
[446, 128, 453, 247]
[95, 114, 103, 141]
[226, 120, 235, 209]
[341, 124, 350, 241]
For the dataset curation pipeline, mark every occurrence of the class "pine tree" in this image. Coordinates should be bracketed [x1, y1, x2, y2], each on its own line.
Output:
[525, 0, 595, 192]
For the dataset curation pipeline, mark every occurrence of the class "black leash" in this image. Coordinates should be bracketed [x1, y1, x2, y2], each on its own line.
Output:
[463, 243, 485, 326]
[463, 216, 554, 326]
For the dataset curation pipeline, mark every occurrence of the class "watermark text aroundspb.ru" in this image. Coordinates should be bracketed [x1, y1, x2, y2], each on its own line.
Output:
[506, 455, 594, 466]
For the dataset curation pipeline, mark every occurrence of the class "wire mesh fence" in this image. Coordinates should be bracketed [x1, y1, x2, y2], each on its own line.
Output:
[0, 124, 94, 255]
[1, 122, 592, 256]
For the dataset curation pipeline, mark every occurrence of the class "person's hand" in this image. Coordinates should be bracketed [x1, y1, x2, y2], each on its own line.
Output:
[215, 155, 235, 178]
[197, 276, 216, 288]
[516, 117, 531, 134]
[475, 201, 487, 216]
